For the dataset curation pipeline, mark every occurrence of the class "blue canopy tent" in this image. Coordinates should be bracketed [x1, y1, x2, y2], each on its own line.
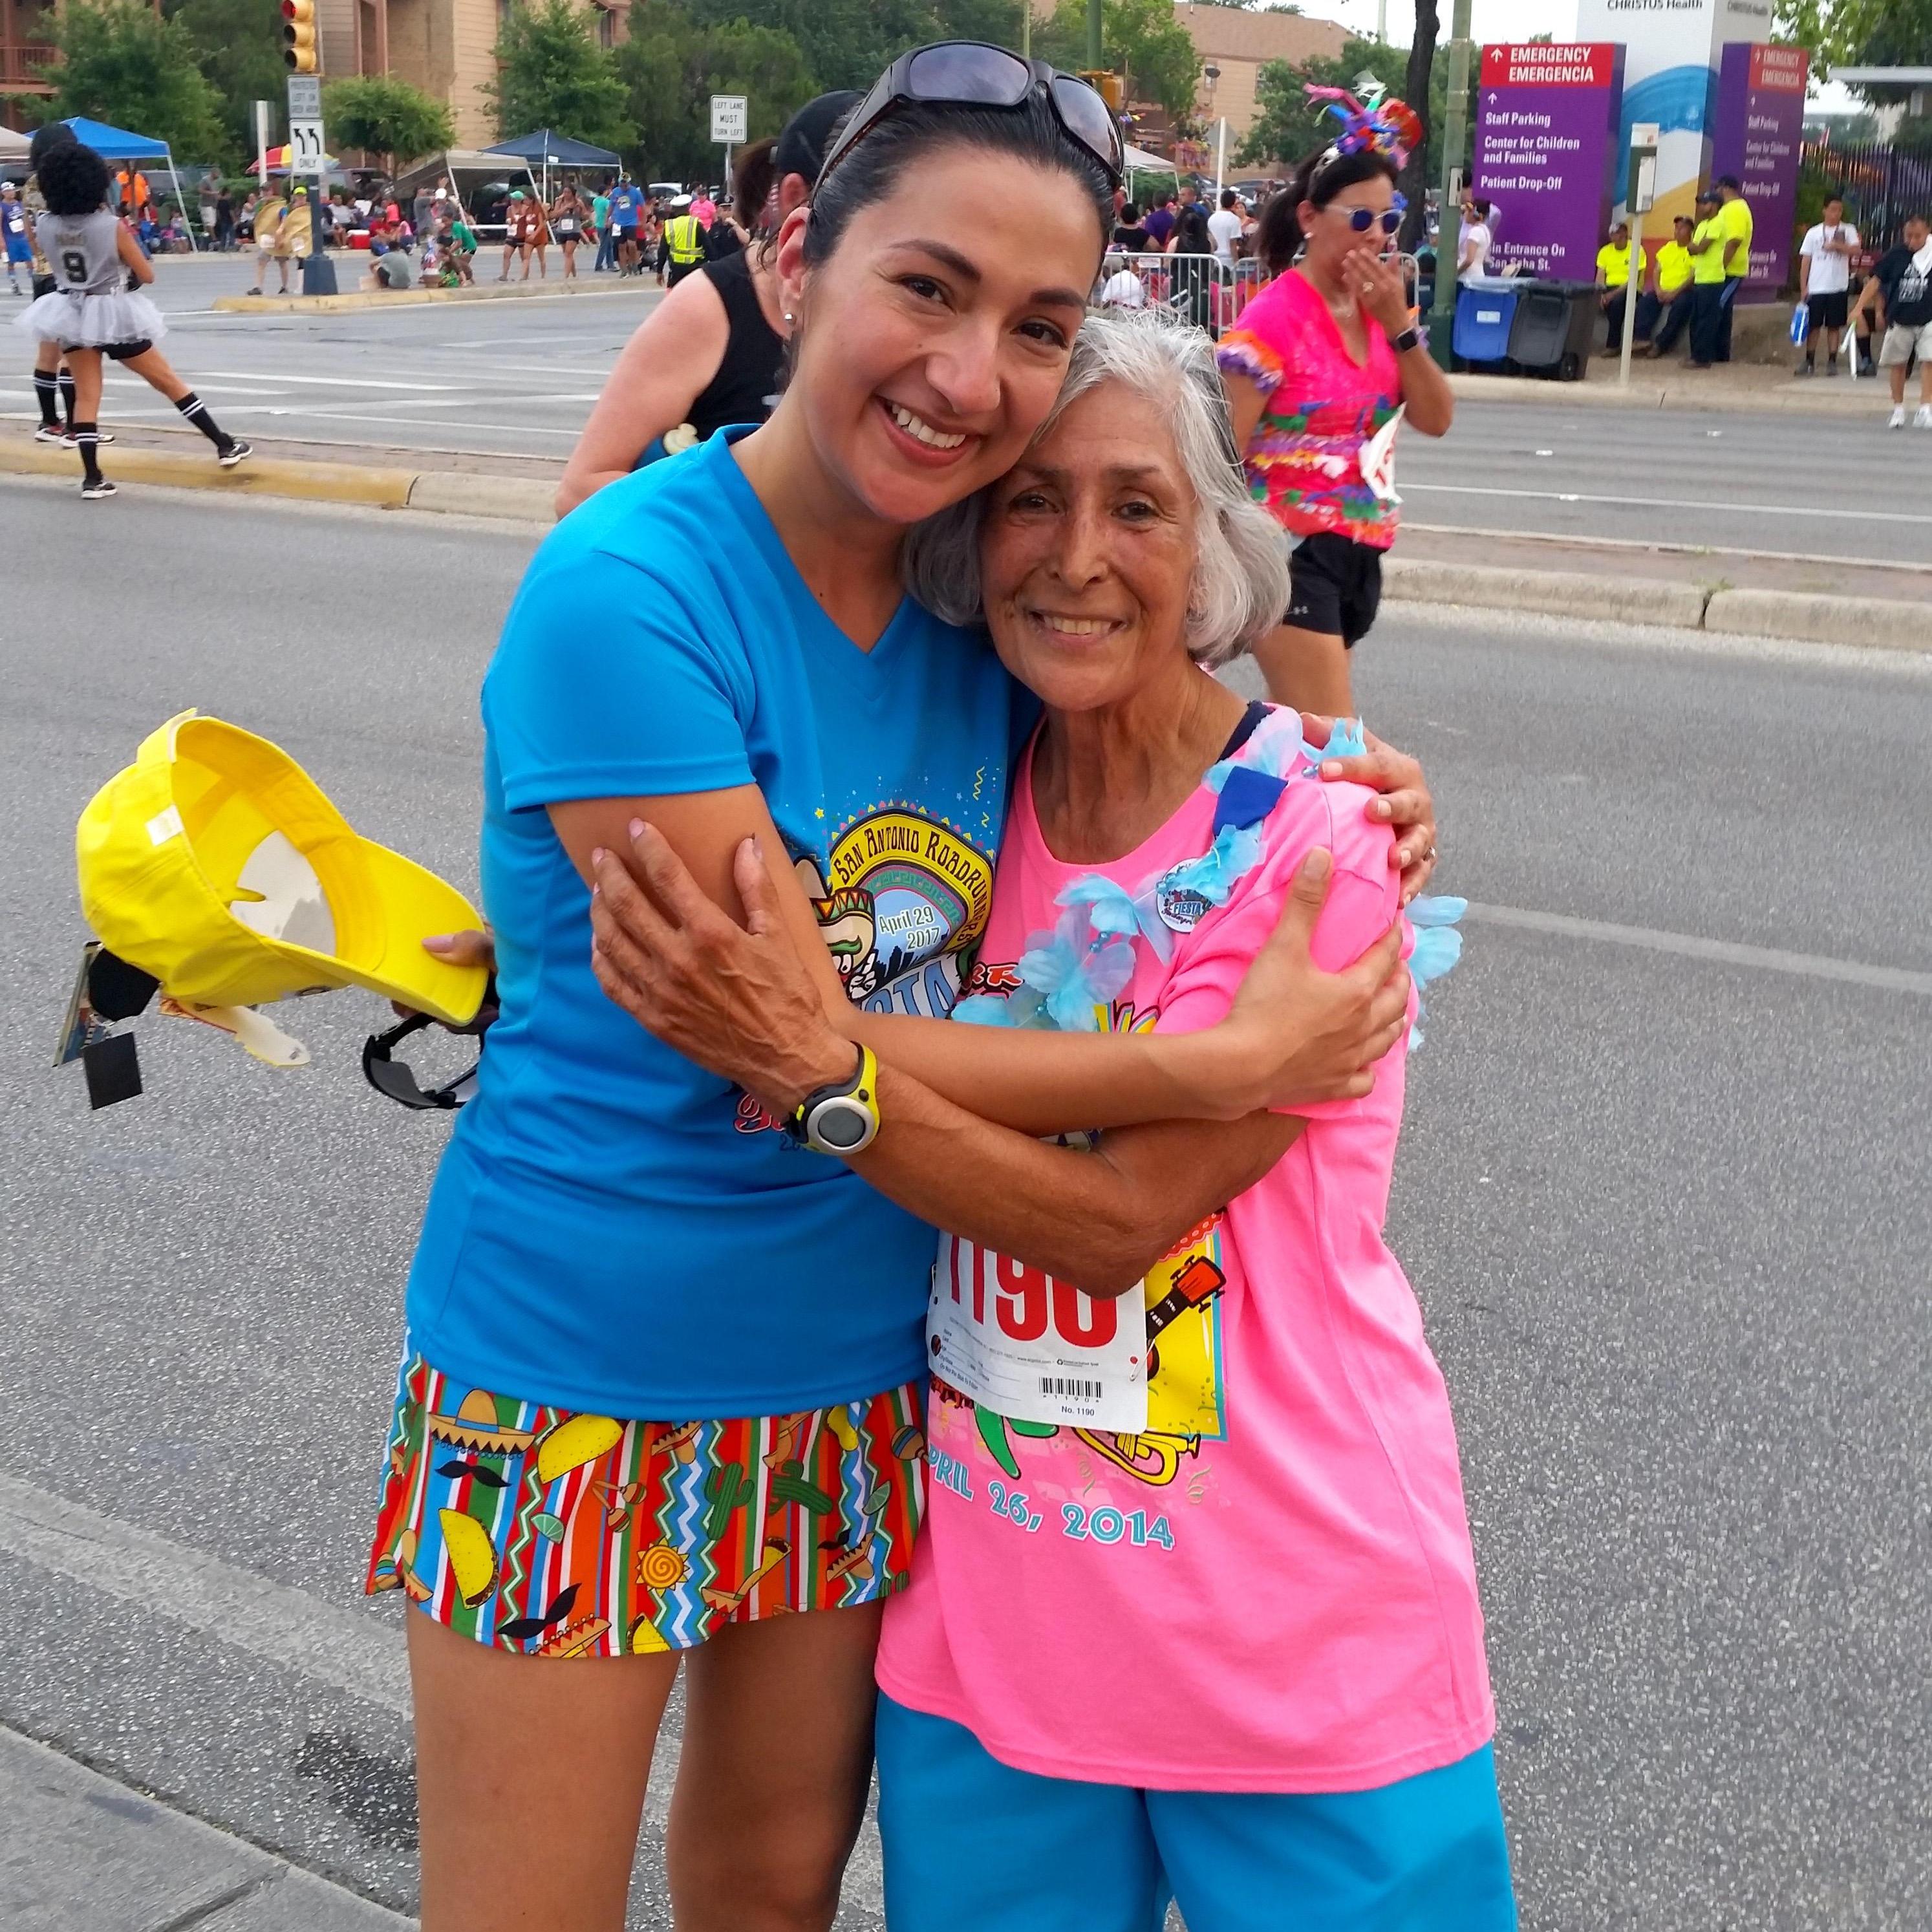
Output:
[484, 129, 621, 202]
[61, 116, 198, 252]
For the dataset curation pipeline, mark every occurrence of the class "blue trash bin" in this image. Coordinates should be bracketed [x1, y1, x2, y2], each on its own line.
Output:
[1453, 280, 1519, 365]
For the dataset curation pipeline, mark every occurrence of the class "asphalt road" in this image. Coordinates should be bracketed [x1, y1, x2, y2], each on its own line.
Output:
[1, 477, 1928, 1931]
[6, 255, 1928, 564]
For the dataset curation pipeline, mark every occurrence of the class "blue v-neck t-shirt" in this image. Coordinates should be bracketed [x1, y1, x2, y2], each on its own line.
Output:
[406, 430, 1020, 1417]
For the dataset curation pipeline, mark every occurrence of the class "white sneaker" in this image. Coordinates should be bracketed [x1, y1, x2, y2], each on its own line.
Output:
[1889, 406, 1907, 429]
[1916, 406, 1932, 430]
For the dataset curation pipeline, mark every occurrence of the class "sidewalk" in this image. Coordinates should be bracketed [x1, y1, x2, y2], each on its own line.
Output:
[1, 1723, 412, 1931]
[1449, 359, 1896, 418]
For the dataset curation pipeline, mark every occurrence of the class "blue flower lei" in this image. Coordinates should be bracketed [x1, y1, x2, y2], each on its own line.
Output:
[953, 715, 1464, 1046]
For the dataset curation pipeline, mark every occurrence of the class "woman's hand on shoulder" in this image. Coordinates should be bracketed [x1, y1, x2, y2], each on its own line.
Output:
[1300, 714, 1439, 903]
[1185, 849, 1410, 1116]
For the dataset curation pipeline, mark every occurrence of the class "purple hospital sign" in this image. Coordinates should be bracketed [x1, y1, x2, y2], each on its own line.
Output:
[1473, 43, 1626, 282]
[1712, 43, 1809, 292]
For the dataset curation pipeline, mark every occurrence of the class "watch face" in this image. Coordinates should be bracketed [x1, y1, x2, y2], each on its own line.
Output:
[810, 1097, 872, 1152]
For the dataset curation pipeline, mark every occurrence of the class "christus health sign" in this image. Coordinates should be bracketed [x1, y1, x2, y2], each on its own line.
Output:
[1574, 0, 1770, 228]
[1472, 43, 1626, 281]
[1711, 42, 1809, 289]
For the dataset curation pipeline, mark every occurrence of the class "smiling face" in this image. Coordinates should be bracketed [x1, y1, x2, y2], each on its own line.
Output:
[978, 381, 1199, 716]
[772, 147, 1103, 528]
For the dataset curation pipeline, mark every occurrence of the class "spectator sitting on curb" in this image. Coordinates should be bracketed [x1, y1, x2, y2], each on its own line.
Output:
[361, 226, 416, 292]
[1594, 218, 1637, 353]
[1641, 215, 1697, 356]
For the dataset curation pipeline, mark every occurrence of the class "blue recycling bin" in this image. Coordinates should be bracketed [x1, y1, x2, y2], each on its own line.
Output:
[1453, 279, 1519, 366]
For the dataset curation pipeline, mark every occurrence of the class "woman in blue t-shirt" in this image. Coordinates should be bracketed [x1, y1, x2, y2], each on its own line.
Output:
[369, 45, 1439, 1932]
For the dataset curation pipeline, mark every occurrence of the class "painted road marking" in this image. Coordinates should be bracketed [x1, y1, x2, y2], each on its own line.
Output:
[1466, 903, 1932, 996]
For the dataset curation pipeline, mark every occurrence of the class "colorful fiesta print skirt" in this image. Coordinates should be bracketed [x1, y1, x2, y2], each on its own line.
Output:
[365, 1351, 927, 1657]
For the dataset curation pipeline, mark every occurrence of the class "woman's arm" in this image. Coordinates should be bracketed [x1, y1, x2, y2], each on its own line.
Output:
[1347, 246, 1452, 436]
[847, 1060, 1300, 1298]
[553, 273, 730, 515]
[581, 817, 1408, 1137]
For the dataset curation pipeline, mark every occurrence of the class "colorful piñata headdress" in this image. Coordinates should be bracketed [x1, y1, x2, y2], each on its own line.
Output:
[1307, 85, 1423, 177]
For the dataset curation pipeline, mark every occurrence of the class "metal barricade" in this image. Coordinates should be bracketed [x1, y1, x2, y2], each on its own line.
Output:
[1093, 251, 1234, 334]
[1092, 250, 1424, 338]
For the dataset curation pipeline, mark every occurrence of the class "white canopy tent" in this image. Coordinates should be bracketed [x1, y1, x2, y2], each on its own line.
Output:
[388, 147, 541, 219]
[0, 125, 31, 167]
[1124, 142, 1180, 201]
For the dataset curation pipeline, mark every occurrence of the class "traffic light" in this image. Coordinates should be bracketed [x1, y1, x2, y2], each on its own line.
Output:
[281, 0, 318, 72]
[1079, 70, 1124, 114]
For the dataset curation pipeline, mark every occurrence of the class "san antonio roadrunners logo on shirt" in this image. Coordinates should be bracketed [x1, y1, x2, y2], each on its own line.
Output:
[735, 806, 993, 1136]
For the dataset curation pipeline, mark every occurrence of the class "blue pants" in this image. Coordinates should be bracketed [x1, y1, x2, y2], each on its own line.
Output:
[593, 226, 615, 272]
[1717, 275, 1742, 361]
[875, 1694, 1518, 1932]
[1690, 283, 1725, 365]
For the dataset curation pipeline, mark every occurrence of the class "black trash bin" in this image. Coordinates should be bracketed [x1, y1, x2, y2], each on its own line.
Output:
[1505, 279, 1598, 380]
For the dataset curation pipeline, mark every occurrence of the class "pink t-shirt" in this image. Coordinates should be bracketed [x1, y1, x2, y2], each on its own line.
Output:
[875, 709, 1494, 1792]
[1216, 267, 1403, 549]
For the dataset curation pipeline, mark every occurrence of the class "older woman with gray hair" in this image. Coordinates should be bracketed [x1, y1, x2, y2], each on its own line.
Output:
[586, 311, 1508, 1931]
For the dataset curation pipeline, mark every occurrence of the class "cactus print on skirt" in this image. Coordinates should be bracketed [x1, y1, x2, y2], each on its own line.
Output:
[365, 1348, 927, 1656]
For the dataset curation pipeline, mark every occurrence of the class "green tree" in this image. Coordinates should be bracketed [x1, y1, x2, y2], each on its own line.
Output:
[619, 0, 815, 181]
[324, 75, 456, 167]
[34, 0, 226, 163]
[1777, 0, 1932, 77]
[1035, 0, 1199, 123]
[486, 0, 631, 149]
[165, 0, 284, 167]
[1238, 32, 1472, 186]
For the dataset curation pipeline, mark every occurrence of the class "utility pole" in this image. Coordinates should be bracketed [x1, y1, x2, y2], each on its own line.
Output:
[1426, 0, 1471, 369]
[1020, 0, 1031, 59]
[1086, 0, 1100, 71]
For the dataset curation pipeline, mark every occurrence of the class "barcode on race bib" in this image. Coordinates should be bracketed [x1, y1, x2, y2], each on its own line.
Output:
[1040, 1377, 1102, 1401]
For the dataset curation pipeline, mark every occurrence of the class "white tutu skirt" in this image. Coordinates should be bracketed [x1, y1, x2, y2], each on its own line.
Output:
[13, 286, 167, 349]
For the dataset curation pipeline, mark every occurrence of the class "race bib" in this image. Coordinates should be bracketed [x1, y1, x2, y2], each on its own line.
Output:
[928, 1233, 1148, 1432]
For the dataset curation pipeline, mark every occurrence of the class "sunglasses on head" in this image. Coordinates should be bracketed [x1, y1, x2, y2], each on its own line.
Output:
[816, 41, 1124, 193]
[1334, 205, 1404, 236]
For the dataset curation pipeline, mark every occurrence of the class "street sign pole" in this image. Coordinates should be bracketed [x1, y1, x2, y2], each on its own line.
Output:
[288, 74, 337, 297]
[1428, 0, 1472, 369]
[709, 94, 747, 198]
[1618, 123, 1658, 389]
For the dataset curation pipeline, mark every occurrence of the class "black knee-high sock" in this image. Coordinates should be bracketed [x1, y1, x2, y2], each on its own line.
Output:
[173, 391, 231, 451]
[33, 370, 59, 427]
[72, 424, 103, 486]
[58, 369, 76, 429]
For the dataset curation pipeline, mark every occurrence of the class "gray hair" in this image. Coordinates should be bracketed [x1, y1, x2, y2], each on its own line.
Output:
[902, 310, 1289, 666]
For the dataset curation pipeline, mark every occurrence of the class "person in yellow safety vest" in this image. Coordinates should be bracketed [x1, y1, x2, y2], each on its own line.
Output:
[1641, 213, 1697, 357]
[1593, 219, 1638, 354]
[659, 202, 706, 288]
[1685, 185, 1730, 367]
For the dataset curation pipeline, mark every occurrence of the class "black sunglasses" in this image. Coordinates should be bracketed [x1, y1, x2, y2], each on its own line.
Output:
[1335, 206, 1404, 236]
[363, 1011, 480, 1111]
[817, 41, 1124, 192]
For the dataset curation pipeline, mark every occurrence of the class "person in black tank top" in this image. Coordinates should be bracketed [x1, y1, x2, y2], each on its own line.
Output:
[685, 248, 784, 442]
[556, 89, 861, 516]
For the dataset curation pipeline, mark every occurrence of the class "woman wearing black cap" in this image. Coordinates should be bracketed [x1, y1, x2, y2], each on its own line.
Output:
[555, 89, 858, 516]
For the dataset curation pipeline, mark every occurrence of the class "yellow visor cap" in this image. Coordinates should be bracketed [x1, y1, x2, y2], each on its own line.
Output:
[76, 711, 487, 1027]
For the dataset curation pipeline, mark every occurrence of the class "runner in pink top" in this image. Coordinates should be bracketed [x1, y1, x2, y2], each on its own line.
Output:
[876, 703, 1494, 1791]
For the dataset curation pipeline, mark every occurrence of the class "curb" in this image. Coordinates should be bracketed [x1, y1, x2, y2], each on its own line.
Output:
[1382, 556, 1930, 652]
[213, 276, 650, 315]
[1446, 371, 1882, 418]
[0, 435, 416, 506]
